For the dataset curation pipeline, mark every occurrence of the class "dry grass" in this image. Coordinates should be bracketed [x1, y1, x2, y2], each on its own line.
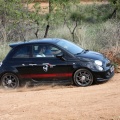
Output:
[100, 47, 120, 73]
[0, 44, 10, 61]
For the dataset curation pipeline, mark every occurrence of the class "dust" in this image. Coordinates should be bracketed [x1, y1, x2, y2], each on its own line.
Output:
[0, 84, 74, 93]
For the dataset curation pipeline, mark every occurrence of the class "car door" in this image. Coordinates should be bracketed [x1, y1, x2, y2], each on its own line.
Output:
[28, 44, 73, 81]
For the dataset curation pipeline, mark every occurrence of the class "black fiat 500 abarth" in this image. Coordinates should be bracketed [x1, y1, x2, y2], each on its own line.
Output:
[0, 38, 114, 89]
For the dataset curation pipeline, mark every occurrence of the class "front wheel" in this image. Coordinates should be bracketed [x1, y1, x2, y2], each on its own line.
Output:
[1, 73, 20, 89]
[73, 69, 93, 87]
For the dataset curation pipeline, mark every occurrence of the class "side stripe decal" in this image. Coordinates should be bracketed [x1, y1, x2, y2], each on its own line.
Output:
[20, 73, 72, 78]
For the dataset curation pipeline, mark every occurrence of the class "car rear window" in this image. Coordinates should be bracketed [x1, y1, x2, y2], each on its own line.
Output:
[12, 46, 30, 58]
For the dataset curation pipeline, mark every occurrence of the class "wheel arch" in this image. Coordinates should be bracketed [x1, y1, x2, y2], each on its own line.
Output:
[72, 67, 95, 86]
[0, 71, 20, 80]
[72, 67, 94, 78]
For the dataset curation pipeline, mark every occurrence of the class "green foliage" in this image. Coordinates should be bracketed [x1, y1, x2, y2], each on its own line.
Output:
[0, 0, 25, 20]
[49, 0, 79, 12]
[108, 0, 120, 18]
[50, 0, 79, 4]
[77, 4, 113, 23]
[0, 1, 120, 61]
[70, 12, 84, 22]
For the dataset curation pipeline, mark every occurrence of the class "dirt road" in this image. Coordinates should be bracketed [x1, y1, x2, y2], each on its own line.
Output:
[0, 73, 120, 120]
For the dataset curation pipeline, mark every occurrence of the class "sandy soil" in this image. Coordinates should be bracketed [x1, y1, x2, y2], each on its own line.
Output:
[0, 73, 120, 120]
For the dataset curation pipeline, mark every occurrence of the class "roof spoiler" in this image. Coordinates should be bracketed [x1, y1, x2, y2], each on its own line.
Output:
[9, 41, 24, 48]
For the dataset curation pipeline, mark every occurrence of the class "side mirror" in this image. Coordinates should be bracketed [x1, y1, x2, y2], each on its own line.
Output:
[56, 53, 66, 61]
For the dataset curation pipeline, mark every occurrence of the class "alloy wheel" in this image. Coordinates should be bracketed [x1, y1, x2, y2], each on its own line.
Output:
[74, 69, 93, 87]
[1, 73, 19, 89]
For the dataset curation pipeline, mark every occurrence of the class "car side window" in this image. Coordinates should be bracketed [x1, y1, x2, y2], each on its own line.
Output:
[12, 46, 30, 58]
[50, 46, 62, 56]
[32, 45, 62, 58]
[33, 45, 46, 57]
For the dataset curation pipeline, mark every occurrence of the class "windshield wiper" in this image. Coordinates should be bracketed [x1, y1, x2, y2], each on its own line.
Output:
[84, 49, 89, 52]
[76, 49, 89, 55]
[76, 50, 84, 55]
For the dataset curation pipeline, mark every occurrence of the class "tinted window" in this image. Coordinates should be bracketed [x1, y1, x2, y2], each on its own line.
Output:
[12, 46, 30, 58]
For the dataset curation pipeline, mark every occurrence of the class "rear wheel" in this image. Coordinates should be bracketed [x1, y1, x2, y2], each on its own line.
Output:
[1, 73, 20, 89]
[73, 69, 93, 87]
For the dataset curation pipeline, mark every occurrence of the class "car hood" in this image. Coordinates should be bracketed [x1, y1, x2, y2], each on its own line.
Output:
[75, 50, 106, 61]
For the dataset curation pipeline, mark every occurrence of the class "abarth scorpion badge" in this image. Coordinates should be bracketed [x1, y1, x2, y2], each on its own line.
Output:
[43, 64, 48, 72]
[42, 63, 56, 72]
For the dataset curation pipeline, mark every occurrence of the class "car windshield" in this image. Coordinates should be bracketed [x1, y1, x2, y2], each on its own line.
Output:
[56, 40, 84, 54]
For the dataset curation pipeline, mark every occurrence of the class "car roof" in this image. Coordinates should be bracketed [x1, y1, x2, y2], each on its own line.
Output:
[9, 38, 61, 48]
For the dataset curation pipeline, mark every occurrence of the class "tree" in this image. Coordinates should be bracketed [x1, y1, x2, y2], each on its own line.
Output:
[108, 0, 120, 19]
[43, 0, 80, 38]
[0, 0, 27, 42]
[27, 1, 42, 38]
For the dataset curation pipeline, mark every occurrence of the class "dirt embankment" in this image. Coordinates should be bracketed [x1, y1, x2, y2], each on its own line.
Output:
[0, 73, 120, 120]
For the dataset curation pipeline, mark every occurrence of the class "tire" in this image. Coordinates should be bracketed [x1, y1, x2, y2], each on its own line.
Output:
[73, 69, 93, 87]
[1, 73, 20, 89]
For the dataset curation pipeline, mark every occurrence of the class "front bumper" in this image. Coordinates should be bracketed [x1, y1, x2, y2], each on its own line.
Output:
[93, 65, 115, 82]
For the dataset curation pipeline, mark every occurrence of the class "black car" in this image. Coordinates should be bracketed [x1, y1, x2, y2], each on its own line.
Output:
[0, 38, 114, 89]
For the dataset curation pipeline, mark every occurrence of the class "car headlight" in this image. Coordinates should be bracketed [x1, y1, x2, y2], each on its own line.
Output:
[94, 60, 103, 71]
[0, 62, 2, 67]
[95, 60, 102, 66]
[96, 66, 103, 71]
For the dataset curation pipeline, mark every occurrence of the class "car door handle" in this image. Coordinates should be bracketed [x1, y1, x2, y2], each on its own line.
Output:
[22, 64, 25, 66]
[29, 64, 37, 66]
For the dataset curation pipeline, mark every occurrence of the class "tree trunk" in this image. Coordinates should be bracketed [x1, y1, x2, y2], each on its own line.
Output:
[49, 0, 52, 13]
[44, 24, 49, 38]
[108, 8, 117, 19]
